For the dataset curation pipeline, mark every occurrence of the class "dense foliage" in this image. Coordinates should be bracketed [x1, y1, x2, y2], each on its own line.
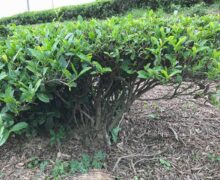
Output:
[0, 0, 114, 25]
[0, 12, 219, 145]
[0, 0, 217, 25]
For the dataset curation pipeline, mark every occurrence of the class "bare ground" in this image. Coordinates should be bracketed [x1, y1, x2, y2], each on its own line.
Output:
[0, 86, 219, 180]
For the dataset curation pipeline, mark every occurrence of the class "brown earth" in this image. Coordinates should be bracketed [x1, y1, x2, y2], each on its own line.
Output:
[0, 85, 219, 180]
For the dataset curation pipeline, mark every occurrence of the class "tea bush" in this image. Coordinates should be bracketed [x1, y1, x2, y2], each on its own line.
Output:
[0, 0, 115, 25]
[0, 12, 219, 145]
[0, 0, 217, 25]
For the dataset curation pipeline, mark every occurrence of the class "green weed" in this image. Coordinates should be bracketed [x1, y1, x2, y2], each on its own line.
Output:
[159, 158, 172, 170]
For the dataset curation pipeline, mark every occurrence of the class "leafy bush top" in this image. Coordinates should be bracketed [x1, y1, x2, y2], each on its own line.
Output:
[0, 0, 216, 25]
[0, 11, 219, 145]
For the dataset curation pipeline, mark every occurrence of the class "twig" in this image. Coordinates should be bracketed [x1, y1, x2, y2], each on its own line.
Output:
[136, 129, 147, 139]
[80, 108, 95, 125]
[112, 149, 167, 172]
[171, 82, 182, 98]
[130, 159, 137, 175]
[71, 107, 79, 128]
[55, 91, 69, 106]
[137, 83, 203, 102]
[45, 79, 69, 86]
[168, 125, 179, 141]
[79, 106, 86, 128]
[134, 157, 158, 167]
[118, 113, 125, 127]
[103, 80, 113, 97]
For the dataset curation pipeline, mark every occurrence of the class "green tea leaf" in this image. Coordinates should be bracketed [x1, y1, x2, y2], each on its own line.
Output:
[9, 122, 28, 133]
[37, 93, 50, 103]
[28, 48, 44, 60]
[138, 70, 148, 79]
[111, 127, 121, 143]
[78, 67, 92, 78]
[0, 72, 7, 81]
[0, 127, 10, 146]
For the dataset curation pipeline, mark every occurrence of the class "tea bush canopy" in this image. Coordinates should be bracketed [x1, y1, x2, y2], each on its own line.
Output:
[0, 11, 219, 145]
[0, 0, 217, 25]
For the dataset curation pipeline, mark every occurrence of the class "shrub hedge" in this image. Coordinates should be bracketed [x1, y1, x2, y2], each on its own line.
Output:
[0, 0, 217, 25]
[0, 12, 219, 145]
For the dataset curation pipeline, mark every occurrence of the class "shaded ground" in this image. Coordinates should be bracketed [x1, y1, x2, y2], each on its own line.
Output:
[0, 85, 219, 180]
